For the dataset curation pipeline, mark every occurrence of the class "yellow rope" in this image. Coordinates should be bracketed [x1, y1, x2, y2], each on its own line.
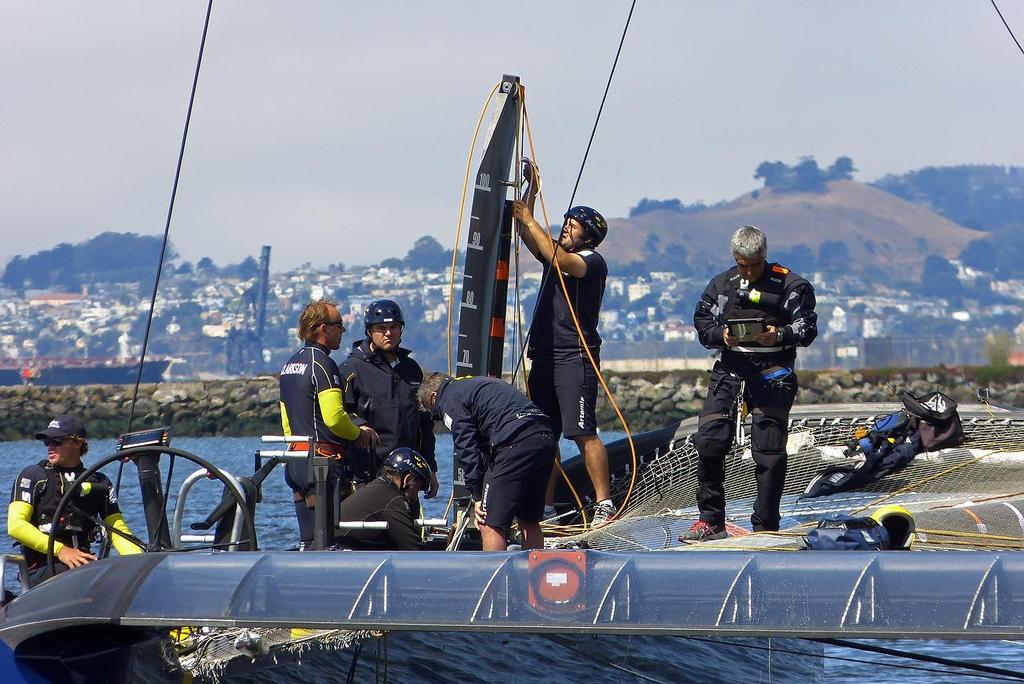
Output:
[518, 110, 588, 529]
[446, 81, 500, 376]
[440, 81, 502, 524]
[518, 101, 639, 532]
[917, 527, 1024, 542]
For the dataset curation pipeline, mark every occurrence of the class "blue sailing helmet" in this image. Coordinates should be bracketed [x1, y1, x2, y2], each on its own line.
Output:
[564, 206, 608, 247]
[386, 447, 431, 485]
[364, 299, 405, 334]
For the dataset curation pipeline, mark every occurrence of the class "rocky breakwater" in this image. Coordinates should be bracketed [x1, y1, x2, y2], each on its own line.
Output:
[597, 368, 1024, 432]
[1, 369, 1023, 440]
[0, 379, 282, 442]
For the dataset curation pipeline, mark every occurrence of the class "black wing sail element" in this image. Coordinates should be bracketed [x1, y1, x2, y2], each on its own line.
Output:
[455, 74, 520, 378]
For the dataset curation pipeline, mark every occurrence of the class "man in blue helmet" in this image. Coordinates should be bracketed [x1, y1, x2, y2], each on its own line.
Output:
[336, 448, 432, 551]
[512, 163, 614, 527]
[338, 299, 439, 498]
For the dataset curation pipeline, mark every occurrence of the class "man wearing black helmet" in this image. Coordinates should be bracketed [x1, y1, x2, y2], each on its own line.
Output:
[338, 299, 439, 498]
[336, 448, 432, 551]
[512, 165, 614, 527]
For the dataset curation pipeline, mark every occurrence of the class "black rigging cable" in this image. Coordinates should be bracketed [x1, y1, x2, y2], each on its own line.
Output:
[565, 0, 636, 211]
[513, 0, 636, 378]
[990, 0, 1024, 58]
[113, 0, 214, 497]
[126, 0, 213, 432]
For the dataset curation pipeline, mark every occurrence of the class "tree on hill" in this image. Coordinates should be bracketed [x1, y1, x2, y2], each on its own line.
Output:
[771, 244, 815, 273]
[639, 234, 690, 275]
[628, 197, 724, 218]
[754, 155, 856, 194]
[921, 254, 964, 301]
[375, 235, 454, 271]
[2, 232, 176, 292]
[817, 240, 849, 273]
[872, 165, 1024, 233]
[403, 235, 453, 271]
[960, 222, 1024, 279]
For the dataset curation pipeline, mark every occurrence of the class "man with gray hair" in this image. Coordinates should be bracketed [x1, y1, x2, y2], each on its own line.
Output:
[680, 225, 817, 542]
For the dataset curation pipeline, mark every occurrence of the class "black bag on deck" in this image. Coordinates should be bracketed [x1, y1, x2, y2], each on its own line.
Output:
[803, 515, 892, 551]
[899, 390, 964, 451]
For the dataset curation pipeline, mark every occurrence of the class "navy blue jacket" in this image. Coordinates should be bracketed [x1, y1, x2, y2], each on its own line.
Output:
[338, 339, 437, 482]
[434, 376, 550, 498]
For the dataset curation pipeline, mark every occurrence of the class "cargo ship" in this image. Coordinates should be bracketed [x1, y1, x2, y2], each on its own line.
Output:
[0, 357, 171, 386]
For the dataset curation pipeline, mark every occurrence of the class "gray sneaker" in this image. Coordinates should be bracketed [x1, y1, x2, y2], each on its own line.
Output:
[677, 520, 728, 543]
[591, 502, 617, 527]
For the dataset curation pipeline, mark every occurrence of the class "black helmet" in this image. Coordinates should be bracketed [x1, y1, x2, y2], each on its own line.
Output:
[386, 447, 432, 485]
[564, 206, 608, 247]
[364, 299, 405, 334]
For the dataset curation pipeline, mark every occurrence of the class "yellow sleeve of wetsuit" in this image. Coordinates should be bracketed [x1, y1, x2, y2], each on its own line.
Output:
[318, 387, 361, 441]
[280, 400, 293, 436]
[104, 513, 143, 555]
[7, 500, 65, 555]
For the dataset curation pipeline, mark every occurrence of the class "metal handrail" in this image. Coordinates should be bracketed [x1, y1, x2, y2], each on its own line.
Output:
[1, 554, 29, 606]
[171, 468, 247, 549]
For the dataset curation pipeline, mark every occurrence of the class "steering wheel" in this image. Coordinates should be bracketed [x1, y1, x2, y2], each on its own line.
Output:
[46, 445, 258, 578]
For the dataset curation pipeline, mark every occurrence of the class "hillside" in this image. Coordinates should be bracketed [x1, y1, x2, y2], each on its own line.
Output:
[603, 180, 986, 278]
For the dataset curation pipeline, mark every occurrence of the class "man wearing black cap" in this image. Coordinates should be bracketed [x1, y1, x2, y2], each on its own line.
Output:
[7, 414, 142, 587]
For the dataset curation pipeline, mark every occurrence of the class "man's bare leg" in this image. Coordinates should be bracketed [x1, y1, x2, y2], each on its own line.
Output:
[479, 524, 507, 551]
[519, 520, 544, 549]
[544, 444, 562, 507]
[574, 434, 611, 502]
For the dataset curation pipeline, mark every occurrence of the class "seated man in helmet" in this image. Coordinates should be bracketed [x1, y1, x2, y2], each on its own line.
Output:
[336, 448, 432, 551]
[512, 161, 614, 527]
[339, 298, 439, 498]
[7, 414, 143, 587]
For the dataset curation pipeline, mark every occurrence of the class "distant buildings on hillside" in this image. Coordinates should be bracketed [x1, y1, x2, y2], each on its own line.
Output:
[0, 256, 1020, 378]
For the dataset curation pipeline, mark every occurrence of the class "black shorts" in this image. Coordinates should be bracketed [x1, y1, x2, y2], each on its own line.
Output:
[527, 355, 599, 439]
[482, 432, 556, 529]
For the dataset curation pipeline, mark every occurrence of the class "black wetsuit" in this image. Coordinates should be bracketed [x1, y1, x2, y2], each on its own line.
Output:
[434, 376, 555, 528]
[279, 342, 360, 546]
[692, 262, 817, 531]
[336, 476, 422, 551]
[527, 249, 608, 439]
[10, 460, 120, 585]
[338, 339, 436, 483]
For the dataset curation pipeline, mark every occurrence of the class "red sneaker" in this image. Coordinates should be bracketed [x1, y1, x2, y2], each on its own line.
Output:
[677, 520, 728, 543]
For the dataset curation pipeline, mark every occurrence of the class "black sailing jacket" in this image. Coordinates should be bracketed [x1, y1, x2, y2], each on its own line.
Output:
[339, 339, 436, 482]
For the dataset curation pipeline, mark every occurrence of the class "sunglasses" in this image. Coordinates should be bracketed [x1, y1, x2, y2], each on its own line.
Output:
[324, 320, 346, 330]
[44, 437, 71, 447]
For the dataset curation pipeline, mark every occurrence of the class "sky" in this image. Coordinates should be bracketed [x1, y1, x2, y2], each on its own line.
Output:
[2, 1, 1024, 271]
